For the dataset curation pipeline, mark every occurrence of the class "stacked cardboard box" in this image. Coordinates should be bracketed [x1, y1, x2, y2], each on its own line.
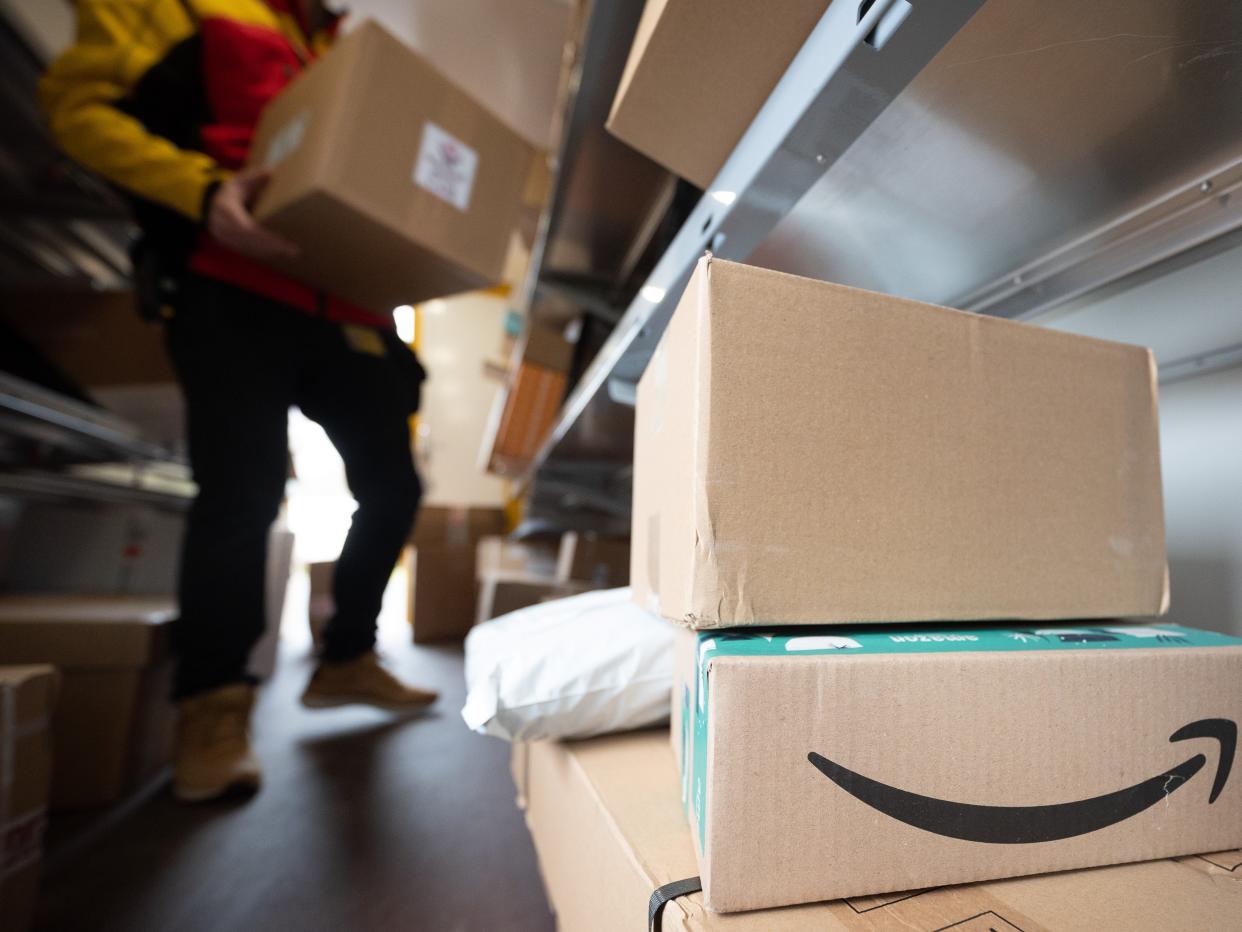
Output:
[0, 666, 57, 932]
[515, 729, 1242, 931]
[620, 257, 1242, 912]
[250, 21, 539, 310]
[0, 596, 176, 809]
[407, 506, 507, 643]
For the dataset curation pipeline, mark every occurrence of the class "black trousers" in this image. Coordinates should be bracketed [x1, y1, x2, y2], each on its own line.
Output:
[166, 276, 425, 699]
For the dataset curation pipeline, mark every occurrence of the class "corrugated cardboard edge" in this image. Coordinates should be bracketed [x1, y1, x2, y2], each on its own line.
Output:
[687, 255, 722, 629]
[1147, 348, 1172, 615]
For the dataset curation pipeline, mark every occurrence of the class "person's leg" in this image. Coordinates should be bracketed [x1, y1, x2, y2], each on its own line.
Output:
[166, 277, 298, 699]
[297, 325, 435, 712]
[297, 327, 423, 662]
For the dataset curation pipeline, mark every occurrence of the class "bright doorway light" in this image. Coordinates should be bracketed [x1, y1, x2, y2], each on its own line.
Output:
[393, 305, 415, 343]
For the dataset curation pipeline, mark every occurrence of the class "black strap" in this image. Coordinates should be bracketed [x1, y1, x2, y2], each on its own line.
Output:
[649, 876, 702, 932]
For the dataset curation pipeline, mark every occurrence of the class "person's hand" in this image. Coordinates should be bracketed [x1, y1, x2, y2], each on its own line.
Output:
[206, 168, 300, 263]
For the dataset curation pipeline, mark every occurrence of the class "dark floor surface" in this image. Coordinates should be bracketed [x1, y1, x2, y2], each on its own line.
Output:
[34, 641, 555, 932]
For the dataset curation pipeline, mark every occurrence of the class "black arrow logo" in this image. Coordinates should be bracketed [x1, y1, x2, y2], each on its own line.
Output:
[808, 718, 1236, 844]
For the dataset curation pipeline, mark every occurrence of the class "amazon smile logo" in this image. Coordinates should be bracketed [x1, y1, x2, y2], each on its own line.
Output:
[808, 718, 1236, 844]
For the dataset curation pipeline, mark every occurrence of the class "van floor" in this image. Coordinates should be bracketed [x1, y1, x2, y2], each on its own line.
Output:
[35, 634, 555, 931]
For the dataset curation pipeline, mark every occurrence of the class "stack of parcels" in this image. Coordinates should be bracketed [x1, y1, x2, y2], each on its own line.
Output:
[617, 257, 1242, 916]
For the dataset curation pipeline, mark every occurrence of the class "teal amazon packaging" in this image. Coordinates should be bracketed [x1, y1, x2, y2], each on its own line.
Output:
[671, 622, 1242, 913]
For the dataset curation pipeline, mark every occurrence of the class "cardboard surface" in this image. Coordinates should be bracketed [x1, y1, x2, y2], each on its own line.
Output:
[557, 532, 630, 587]
[408, 546, 478, 644]
[251, 20, 537, 309]
[412, 506, 507, 550]
[476, 536, 560, 581]
[607, 0, 830, 188]
[517, 729, 1242, 931]
[0, 597, 176, 809]
[632, 257, 1168, 627]
[475, 577, 585, 626]
[521, 324, 574, 374]
[0, 666, 56, 932]
[674, 624, 1242, 912]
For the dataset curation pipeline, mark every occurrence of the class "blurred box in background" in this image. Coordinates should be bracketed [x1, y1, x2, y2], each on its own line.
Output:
[0, 598, 175, 810]
[251, 20, 539, 310]
[407, 507, 507, 644]
[0, 665, 57, 932]
[607, 0, 830, 188]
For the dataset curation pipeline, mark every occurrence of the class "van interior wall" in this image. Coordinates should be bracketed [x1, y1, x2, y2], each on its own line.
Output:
[1158, 365, 1242, 636]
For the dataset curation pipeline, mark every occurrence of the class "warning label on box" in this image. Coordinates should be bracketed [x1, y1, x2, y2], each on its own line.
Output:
[413, 122, 478, 212]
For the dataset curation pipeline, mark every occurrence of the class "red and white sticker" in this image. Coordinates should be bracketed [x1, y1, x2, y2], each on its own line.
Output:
[413, 122, 478, 212]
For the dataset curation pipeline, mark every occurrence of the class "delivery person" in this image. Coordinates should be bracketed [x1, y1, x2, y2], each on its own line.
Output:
[40, 0, 437, 803]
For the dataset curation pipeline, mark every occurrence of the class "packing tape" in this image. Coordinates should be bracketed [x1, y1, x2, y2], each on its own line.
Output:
[648, 876, 702, 932]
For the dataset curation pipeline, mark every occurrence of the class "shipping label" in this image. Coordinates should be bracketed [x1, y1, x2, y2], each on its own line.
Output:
[413, 122, 478, 212]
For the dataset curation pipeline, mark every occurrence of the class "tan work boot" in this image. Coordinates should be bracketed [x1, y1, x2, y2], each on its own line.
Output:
[173, 683, 262, 803]
[301, 652, 438, 713]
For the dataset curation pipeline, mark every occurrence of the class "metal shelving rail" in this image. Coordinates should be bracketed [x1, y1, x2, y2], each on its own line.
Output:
[521, 0, 985, 485]
[522, 0, 1242, 500]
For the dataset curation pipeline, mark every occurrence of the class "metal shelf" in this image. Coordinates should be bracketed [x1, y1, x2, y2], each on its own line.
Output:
[523, 0, 1242, 508]
[0, 371, 175, 466]
[523, 0, 983, 486]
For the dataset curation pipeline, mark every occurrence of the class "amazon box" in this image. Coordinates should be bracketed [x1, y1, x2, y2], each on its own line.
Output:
[517, 729, 1242, 931]
[632, 257, 1168, 627]
[250, 20, 537, 310]
[672, 623, 1242, 912]
[607, 0, 830, 188]
[0, 597, 176, 810]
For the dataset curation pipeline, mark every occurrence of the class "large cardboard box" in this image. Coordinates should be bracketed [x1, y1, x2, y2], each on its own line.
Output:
[557, 532, 630, 588]
[250, 21, 538, 310]
[407, 507, 507, 643]
[607, 0, 830, 188]
[407, 546, 478, 644]
[0, 597, 176, 810]
[671, 623, 1242, 912]
[0, 666, 57, 932]
[516, 729, 1242, 931]
[412, 506, 506, 550]
[632, 257, 1168, 627]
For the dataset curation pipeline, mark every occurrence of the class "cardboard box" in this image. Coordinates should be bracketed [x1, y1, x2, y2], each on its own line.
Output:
[672, 623, 1242, 912]
[632, 257, 1168, 627]
[476, 536, 560, 581]
[516, 729, 1242, 931]
[607, 0, 830, 188]
[475, 576, 585, 626]
[408, 546, 479, 644]
[0, 597, 176, 810]
[0, 666, 57, 932]
[407, 507, 508, 643]
[557, 532, 630, 587]
[412, 506, 506, 550]
[250, 21, 538, 310]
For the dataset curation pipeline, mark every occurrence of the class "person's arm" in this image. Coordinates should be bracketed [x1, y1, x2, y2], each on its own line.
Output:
[40, 0, 297, 260]
[39, 0, 227, 221]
